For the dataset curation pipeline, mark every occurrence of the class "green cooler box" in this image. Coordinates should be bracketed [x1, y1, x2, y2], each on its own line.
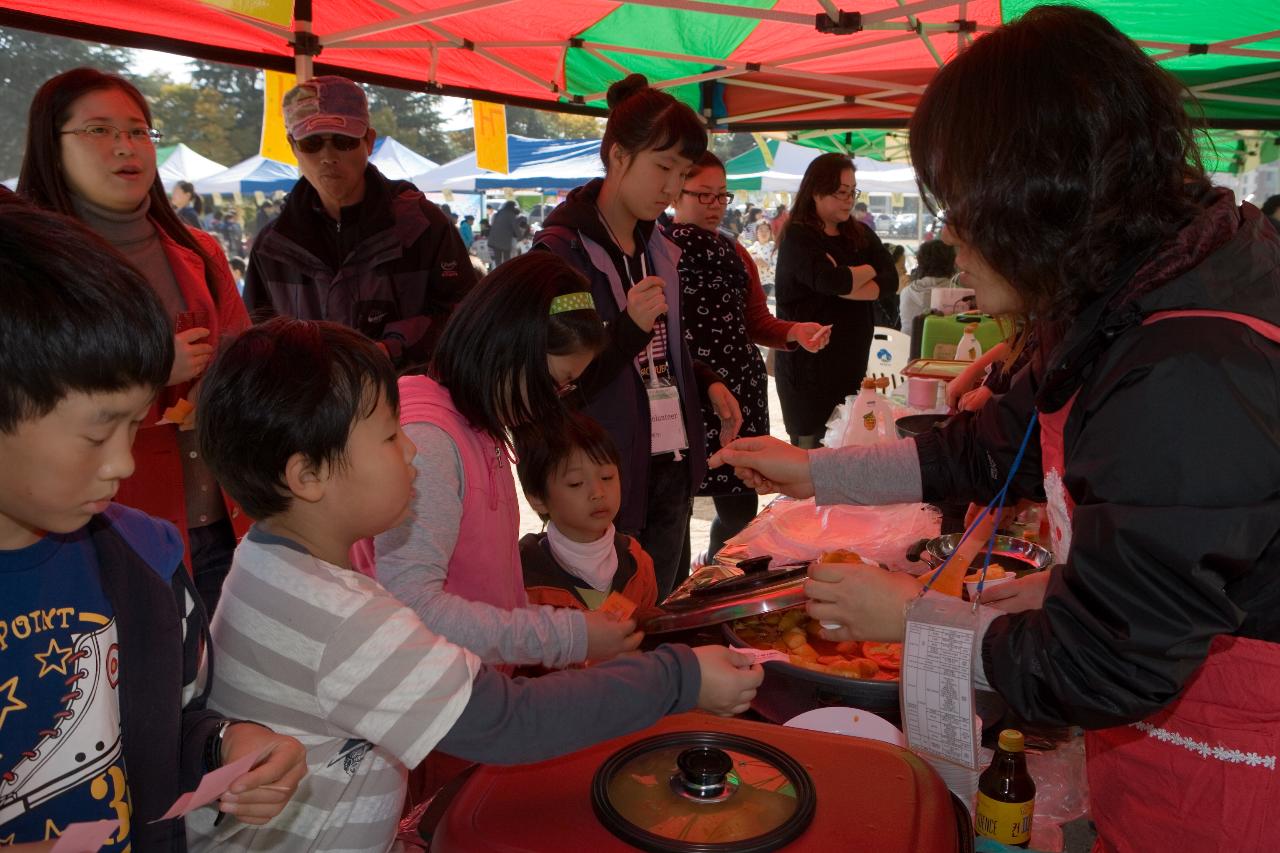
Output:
[916, 313, 1010, 360]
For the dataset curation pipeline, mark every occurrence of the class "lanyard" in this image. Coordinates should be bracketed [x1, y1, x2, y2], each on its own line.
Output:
[595, 205, 661, 386]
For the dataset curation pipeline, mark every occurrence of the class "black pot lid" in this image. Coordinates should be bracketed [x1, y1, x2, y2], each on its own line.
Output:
[639, 565, 809, 634]
[592, 731, 815, 853]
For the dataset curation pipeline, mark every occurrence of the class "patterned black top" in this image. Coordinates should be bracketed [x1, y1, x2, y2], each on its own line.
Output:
[668, 223, 769, 496]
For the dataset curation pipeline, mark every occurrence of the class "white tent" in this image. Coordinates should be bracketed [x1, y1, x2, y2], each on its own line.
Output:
[195, 155, 299, 195]
[370, 136, 438, 183]
[729, 141, 917, 194]
[412, 150, 483, 192]
[158, 143, 227, 191]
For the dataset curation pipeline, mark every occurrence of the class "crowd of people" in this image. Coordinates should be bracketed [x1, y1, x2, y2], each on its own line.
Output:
[1, 5, 1278, 852]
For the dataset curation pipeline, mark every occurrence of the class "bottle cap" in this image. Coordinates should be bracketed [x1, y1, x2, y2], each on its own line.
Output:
[997, 729, 1025, 753]
[964, 322, 979, 332]
[861, 378, 878, 390]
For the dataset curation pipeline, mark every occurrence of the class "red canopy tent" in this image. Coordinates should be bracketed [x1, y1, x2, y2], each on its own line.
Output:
[0, 1, 1276, 130]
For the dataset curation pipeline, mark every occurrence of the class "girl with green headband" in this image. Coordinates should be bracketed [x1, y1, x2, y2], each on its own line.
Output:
[358, 252, 644, 672]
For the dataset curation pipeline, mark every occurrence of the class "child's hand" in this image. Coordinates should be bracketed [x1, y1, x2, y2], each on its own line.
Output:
[169, 327, 213, 386]
[217, 723, 307, 825]
[626, 276, 668, 333]
[584, 611, 644, 661]
[692, 646, 763, 716]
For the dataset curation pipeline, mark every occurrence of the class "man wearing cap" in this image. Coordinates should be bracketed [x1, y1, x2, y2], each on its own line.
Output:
[243, 75, 475, 365]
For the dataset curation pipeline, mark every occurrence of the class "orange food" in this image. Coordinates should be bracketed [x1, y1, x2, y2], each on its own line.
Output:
[733, 609, 903, 682]
[818, 549, 865, 564]
[862, 641, 903, 671]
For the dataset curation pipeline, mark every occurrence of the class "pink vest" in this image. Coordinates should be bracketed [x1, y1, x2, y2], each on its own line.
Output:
[392, 374, 528, 610]
[1040, 310, 1280, 853]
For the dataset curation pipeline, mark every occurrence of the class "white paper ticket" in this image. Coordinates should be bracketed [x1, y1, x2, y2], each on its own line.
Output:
[733, 647, 791, 665]
[900, 595, 981, 769]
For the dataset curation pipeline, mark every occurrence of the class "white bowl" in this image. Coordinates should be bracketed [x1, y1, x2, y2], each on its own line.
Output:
[964, 573, 1016, 600]
[784, 707, 906, 747]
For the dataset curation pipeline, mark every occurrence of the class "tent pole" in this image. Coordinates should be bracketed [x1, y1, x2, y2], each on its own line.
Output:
[294, 0, 314, 81]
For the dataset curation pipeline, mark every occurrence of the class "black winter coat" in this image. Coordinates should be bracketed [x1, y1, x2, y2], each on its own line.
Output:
[773, 221, 898, 436]
[915, 197, 1280, 729]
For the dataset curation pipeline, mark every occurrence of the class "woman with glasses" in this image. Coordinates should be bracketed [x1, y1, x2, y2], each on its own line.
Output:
[774, 152, 898, 447]
[19, 68, 249, 617]
[667, 152, 830, 559]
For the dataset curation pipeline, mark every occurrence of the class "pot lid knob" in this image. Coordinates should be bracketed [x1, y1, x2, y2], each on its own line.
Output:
[676, 746, 733, 799]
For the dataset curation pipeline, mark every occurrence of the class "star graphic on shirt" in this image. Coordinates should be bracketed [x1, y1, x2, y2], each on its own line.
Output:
[0, 831, 17, 845]
[33, 638, 74, 679]
[0, 676, 27, 730]
[43, 819, 63, 840]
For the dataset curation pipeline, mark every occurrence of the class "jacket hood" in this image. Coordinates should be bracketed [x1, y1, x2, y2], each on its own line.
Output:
[542, 177, 657, 247]
[1038, 191, 1280, 411]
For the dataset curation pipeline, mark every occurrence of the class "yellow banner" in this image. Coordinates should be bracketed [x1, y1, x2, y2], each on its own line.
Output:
[473, 100, 509, 174]
[197, 0, 293, 27]
[260, 70, 298, 166]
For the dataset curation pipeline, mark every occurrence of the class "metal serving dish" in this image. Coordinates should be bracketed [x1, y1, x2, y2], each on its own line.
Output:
[921, 534, 1054, 576]
[720, 610, 903, 724]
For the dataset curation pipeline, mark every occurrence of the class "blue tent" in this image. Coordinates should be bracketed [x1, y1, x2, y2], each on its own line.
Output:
[414, 136, 601, 192]
[195, 155, 298, 195]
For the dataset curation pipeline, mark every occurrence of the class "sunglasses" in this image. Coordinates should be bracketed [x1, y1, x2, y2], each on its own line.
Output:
[292, 134, 364, 154]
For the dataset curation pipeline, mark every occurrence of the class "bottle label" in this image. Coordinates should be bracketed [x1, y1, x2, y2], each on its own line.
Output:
[862, 411, 877, 430]
[975, 792, 1033, 845]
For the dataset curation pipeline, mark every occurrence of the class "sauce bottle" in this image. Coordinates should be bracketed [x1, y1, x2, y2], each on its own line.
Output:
[975, 729, 1036, 848]
[956, 322, 983, 362]
[843, 378, 891, 447]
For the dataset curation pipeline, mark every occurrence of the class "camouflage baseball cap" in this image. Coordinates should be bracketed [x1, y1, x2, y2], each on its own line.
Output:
[282, 76, 369, 140]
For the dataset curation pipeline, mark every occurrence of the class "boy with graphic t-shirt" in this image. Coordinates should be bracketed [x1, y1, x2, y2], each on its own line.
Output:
[0, 199, 305, 852]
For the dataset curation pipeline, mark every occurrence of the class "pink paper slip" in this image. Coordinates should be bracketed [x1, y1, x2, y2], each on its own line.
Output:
[152, 748, 264, 822]
[51, 819, 120, 852]
[733, 647, 791, 665]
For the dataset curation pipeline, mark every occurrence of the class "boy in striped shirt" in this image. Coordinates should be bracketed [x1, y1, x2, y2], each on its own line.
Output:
[187, 318, 762, 852]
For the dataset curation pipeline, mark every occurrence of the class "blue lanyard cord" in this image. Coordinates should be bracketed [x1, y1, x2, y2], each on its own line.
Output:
[919, 409, 1040, 600]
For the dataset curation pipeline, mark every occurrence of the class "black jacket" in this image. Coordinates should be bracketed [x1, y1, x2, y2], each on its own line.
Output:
[93, 505, 222, 851]
[537, 180, 720, 532]
[916, 196, 1280, 729]
[773, 221, 898, 435]
[243, 165, 476, 367]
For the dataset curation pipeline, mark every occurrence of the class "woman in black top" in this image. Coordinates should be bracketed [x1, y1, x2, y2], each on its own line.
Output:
[774, 153, 898, 446]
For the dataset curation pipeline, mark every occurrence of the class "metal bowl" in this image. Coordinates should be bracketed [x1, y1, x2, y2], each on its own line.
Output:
[921, 534, 1053, 576]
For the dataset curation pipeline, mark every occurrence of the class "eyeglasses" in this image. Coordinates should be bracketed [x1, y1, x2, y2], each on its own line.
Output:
[681, 190, 735, 206]
[827, 189, 857, 201]
[60, 124, 163, 146]
[292, 134, 364, 154]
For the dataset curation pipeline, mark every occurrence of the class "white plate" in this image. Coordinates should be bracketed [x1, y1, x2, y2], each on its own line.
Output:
[784, 707, 906, 747]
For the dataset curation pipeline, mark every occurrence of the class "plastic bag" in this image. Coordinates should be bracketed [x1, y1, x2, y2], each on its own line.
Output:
[723, 498, 941, 573]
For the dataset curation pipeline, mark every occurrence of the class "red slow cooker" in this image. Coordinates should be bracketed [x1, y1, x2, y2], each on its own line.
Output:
[429, 712, 973, 852]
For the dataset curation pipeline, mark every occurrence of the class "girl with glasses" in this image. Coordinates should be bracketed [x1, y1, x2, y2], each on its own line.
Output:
[774, 152, 898, 448]
[19, 68, 250, 618]
[667, 151, 831, 560]
[536, 74, 740, 598]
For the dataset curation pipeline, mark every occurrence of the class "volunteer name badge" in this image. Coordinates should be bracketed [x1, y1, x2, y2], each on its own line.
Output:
[900, 593, 981, 769]
[648, 384, 689, 455]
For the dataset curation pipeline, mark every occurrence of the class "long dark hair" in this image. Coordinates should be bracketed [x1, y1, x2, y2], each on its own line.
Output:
[430, 252, 607, 445]
[601, 74, 707, 170]
[19, 67, 223, 306]
[909, 5, 1208, 320]
[789, 152, 865, 249]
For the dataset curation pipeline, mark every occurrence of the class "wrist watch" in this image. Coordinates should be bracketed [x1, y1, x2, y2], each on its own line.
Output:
[204, 718, 244, 772]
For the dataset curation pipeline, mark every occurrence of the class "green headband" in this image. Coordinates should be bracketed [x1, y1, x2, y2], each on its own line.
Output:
[550, 292, 594, 315]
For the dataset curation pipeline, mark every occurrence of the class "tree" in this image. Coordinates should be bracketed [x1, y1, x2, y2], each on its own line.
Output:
[0, 26, 131, 177]
[190, 60, 263, 162]
[147, 81, 239, 165]
[366, 85, 459, 163]
[503, 105, 604, 140]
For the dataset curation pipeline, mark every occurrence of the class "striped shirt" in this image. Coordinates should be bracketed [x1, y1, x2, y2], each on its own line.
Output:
[187, 527, 479, 852]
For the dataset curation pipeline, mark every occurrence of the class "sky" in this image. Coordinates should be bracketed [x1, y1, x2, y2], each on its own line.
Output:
[125, 47, 474, 131]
